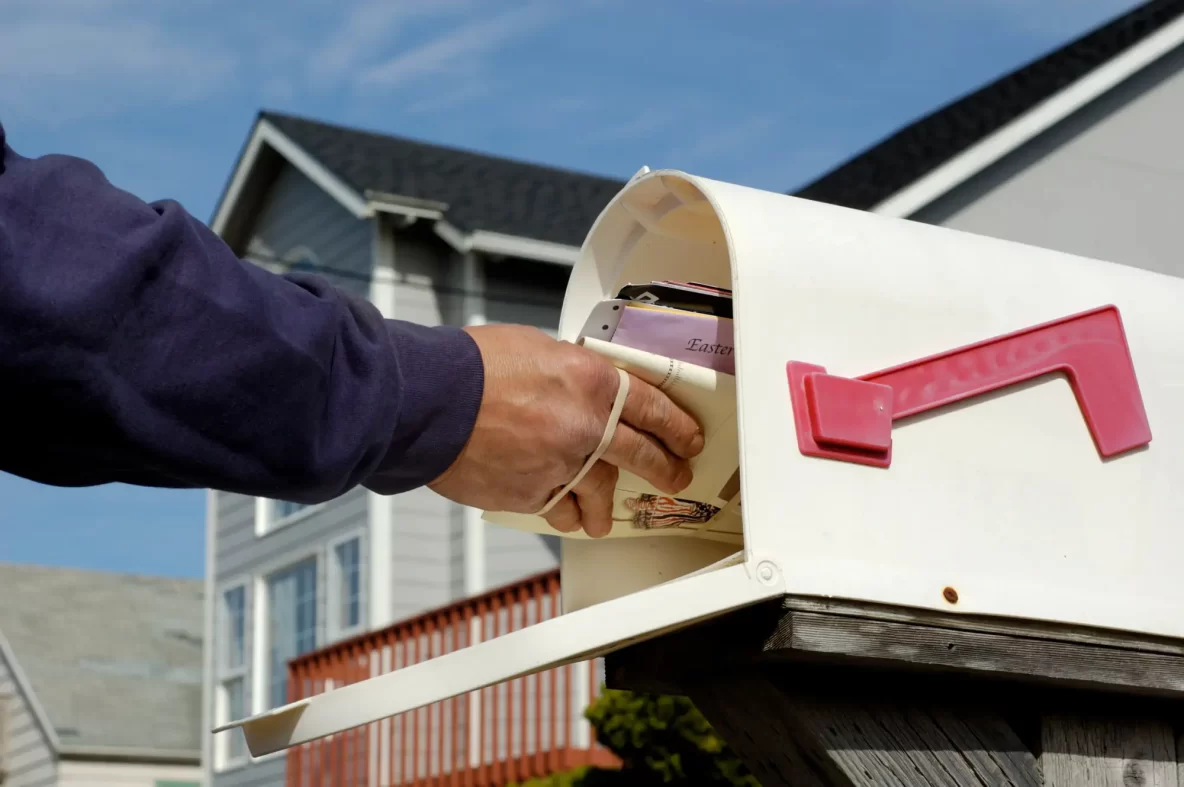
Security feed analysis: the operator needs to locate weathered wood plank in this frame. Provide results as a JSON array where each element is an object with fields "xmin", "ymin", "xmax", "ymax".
[
  {"xmin": 1042, "ymin": 715, "xmax": 1178, "ymax": 786},
  {"xmin": 685, "ymin": 667, "xmax": 1044, "ymax": 787},
  {"xmin": 926, "ymin": 706, "xmax": 1042, "ymax": 787},
  {"xmin": 607, "ymin": 601, "xmax": 1184, "ymax": 699},
  {"xmin": 787, "ymin": 611, "xmax": 1184, "ymax": 696},
  {"xmin": 689, "ymin": 677, "xmax": 836, "ymax": 787},
  {"xmin": 782, "ymin": 597, "xmax": 1184, "ymax": 658}
]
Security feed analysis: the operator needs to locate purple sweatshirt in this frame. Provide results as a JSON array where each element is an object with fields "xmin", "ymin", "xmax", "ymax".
[{"xmin": 0, "ymin": 122, "xmax": 485, "ymax": 503}]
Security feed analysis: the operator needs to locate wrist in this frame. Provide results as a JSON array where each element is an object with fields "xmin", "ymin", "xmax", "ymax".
[{"xmin": 363, "ymin": 321, "xmax": 485, "ymax": 495}]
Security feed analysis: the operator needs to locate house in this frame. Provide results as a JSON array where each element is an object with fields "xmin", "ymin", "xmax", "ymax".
[
  {"xmin": 203, "ymin": 112, "xmax": 628, "ymax": 787},
  {"xmin": 0, "ymin": 563, "xmax": 203, "ymax": 787},
  {"xmin": 203, "ymin": 0, "xmax": 1184, "ymax": 783}
]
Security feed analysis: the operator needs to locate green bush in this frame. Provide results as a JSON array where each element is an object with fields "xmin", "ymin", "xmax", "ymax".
[{"xmin": 513, "ymin": 689, "xmax": 759, "ymax": 786}]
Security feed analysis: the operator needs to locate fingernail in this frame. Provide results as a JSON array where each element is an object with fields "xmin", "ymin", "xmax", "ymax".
[
  {"xmin": 689, "ymin": 432, "xmax": 705, "ymax": 456},
  {"xmin": 672, "ymin": 466, "xmax": 693, "ymax": 492},
  {"xmin": 586, "ymin": 521, "xmax": 610, "ymax": 538}
]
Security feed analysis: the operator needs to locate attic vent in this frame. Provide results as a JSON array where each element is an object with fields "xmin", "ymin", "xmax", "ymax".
[{"xmin": 0, "ymin": 694, "xmax": 10, "ymax": 784}]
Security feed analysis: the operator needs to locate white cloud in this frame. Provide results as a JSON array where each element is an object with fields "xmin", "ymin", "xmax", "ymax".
[
  {"xmin": 0, "ymin": 0, "xmax": 236, "ymax": 127},
  {"xmin": 357, "ymin": 4, "xmax": 556, "ymax": 90},
  {"xmin": 308, "ymin": 0, "xmax": 474, "ymax": 85},
  {"xmin": 681, "ymin": 114, "xmax": 777, "ymax": 158},
  {"xmin": 583, "ymin": 107, "xmax": 679, "ymax": 145},
  {"xmin": 0, "ymin": 17, "xmax": 234, "ymax": 126},
  {"xmin": 405, "ymin": 81, "xmax": 496, "ymax": 115}
]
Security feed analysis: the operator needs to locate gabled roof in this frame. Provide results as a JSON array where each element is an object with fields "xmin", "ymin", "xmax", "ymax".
[
  {"xmin": 793, "ymin": 0, "xmax": 1184, "ymax": 213},
  {"xmin": 0, "ymin": 563, "xmax": 203, "ymax": 760},
  {"xmin": 261, "ymin": 112, "xmax": 626, "ymax": 248},
  {"xmin": 211, "ymin": 110, "xmax": 627, "ymax": 263}
]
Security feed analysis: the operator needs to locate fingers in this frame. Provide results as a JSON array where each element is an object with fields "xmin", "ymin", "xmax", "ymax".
[
  {"xmin": 601, "ymin": 421, "xmax": 693, "ymax": 496},
  {"xmin": 572, "ymin": 460, "xmax": 618, "ymax": 538},
  {"xmin": 618, "ymin": 374, "xmax": 704, "ymax": 459},
  {"xmin": 542, "ymin": 494, "xmax": 582, "ymax": 534},
  {"xmin": 541, "ymin": 460, "xmax": 618, "ymax": 538}
]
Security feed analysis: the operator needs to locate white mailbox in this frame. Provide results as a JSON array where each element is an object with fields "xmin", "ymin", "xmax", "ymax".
[{"xmin": 218, "ymin": 169, "xmax": 1183, "ymax": 757}]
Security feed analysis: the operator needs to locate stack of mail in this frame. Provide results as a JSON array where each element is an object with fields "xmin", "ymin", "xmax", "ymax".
[{"xmin": 482, "ymin": 281, "xmax": 743, "ymax": 544}]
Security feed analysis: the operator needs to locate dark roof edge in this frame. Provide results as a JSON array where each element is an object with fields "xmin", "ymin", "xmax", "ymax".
[
  {"xmin": 792, "ymin": 0, "xmax": 1184, "ymax": 211},
  {"xmin": 258, "ymin": 109, "xmax": 628, "ymax": 188}
]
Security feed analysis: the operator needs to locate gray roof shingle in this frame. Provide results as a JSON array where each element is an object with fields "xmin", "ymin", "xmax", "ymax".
[
  {"xmin": 260, "ymin": 111, "xmax": 627, "ymax": 248},
  {"xmin": 0, "ymin": 563, "xmax": 203, "ymax": 756}
]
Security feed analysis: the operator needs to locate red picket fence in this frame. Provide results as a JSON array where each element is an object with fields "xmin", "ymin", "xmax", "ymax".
[{"xmin": 285, "ymin": 570, "xmax": 619, "ymax": 786}]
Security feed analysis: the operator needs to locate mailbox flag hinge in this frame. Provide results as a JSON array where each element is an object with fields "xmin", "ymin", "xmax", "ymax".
[{"xmin": 786, "ymin": 305, "xmax": 1152, "ymax": 468}]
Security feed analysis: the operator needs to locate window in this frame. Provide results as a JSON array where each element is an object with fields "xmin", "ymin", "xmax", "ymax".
[
  {"xmin": 274, "ymin": 499, "xmax": 310, "ymax": 520},
  {"xmin": 219, "ymin": 677, "xmax": 247, "ymax": 764},
  {"xmin": 215, "ymin": 582, "xmax": 248, "ymax": 770},
  {"xmin": 267, "ymin": 558, "xmax": 318, "ymax": 709},
  {"xmin": 255, "ymin": 497, "xmax": 317, "ymax": 537},
  {"xmin": 222, "ymin": 586, "xmax": 246, "ymax": 670},
  {"xmin": 329, "ymin": 535, "xmax": 363, "ymax": 637}
]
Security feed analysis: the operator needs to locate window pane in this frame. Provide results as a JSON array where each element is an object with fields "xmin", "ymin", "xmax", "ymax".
[
  {"xmin": 222, "ymin": 586, "xmax": 245, "ymax": 669},
  {"xmin": 224, "ymin": 677, "xmax": 246, "ymax": 761},
  {"xmin": 334, "ymin": 538, "xmax": 361, "ymax": 630},
  {"xmin": 268, "ymin": 559, "xmax": 318, "ymax": 708},
  {"xmin": 274, "ymin": 500, "xmax": 309, "ymax": 520}
]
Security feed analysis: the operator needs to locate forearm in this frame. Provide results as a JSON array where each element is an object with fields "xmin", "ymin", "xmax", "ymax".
[{"xmin": 0, "ymin": 132, "xmax": 483, "ymax": 501}]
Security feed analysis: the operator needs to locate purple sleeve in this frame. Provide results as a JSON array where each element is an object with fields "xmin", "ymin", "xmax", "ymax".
[{"xmin": 0, "ymin": 124, "xmax": 484, "ymax": 502}]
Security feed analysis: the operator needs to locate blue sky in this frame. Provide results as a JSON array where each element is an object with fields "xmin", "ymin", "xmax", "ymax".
[{"xmin": 0, "ymin": 0, "xmax": 1141, "ymax": 579}]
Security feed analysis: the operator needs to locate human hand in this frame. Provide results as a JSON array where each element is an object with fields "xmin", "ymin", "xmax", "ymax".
[{"xmin": 428, "ymin": 324, "xmax": 704, "ymax": 538}]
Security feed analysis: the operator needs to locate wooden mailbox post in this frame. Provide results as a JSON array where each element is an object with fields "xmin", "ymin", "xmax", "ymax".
[{"xmin": 608, "ymin": 596, "xmax": 1184, "ymax": 786}]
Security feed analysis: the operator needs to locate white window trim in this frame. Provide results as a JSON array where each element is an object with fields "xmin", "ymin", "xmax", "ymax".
[
  {"xmin": 253, "ymin": 547, "xmax": 322, "ymax": 716},
  {"xmin": 213, "ymin": 678, "xmax": 249, "ymax": 772},
  {"xmin": 216, "ymin": 579, "xmax": 249, "ymax": 676},
  {"xmin": 254, "ymin": 497, "xmax": 327, "ymax": 538},
  {"xmin": 246, "ymin": 547, "xmax": 324, "ymax": 766},
  {"xmin": 326, "ymin": 529, "xmax": 367, "ymax": 643},
  {"xmin": 213, "ymin": 577, "xmax": 250, "ymax": 773}
]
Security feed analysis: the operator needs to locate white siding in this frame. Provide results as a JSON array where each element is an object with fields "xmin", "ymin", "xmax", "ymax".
[
  {"xmin": 913, "ymin": 43, "xmax": 1184, "ymax": 280},
  {"xmin": 57, "ymin": 759, "xmax": 201, "ymax": 787},
  {"xmin": 0, "ymin": 647, "xmax": 55, "ymax": 787}
]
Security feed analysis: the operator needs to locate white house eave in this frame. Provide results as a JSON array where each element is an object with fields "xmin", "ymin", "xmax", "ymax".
[
  {"xmin": 364, "ymin": 190, "xmax": 448, "ymax": 221},
  {"xmin": 871, "ymin": 12, "xmax": 1184, "ymax": 219},
  {"xmin": 432, "ymin": 221, "xmax": 580, "ymax": 266},
  {"xmin": 0, "ymin": 628, "xmax": 63, "ymax": 752},
  {"xmin": 210, "ymin": 119, "xmax": 372, "ymax": 237}
]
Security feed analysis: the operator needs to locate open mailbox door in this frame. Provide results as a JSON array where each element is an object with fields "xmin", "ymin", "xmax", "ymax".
[{"xmin": 217, "ymin": 169, "xmax": 1184, "ymax": 758}]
